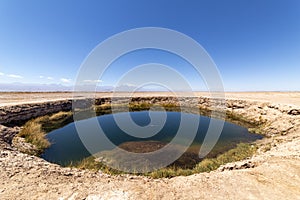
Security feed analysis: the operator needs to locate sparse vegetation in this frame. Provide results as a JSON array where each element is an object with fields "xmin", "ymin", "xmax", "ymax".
[
  {"xmin": 72, "ymin": 143, "xmax": 258, "ymax": 178},
  {"xmin": 94, "ymin": 102, "xmax": 181, "ymax": 114},
  {"xmin": 94, "ymin": 103, "xmax": 113, "ymax": 115},
  {"xmin": 129, "ymin": 102, "xmax": 152, "ymax": 111},
  {"xmin": 18, "ymin": 120, "xmax": 50, "ymax": 154},
  {"xmin": 73, "ymin": 156, "xmax": 123, "ymax": 175},
  {"xmin": 17, "ymin": 111, "xmax": 73, "ymax": 155},
  {"xmin": 193, "ymin": 143, "xmax": 257, "ymax": 173},
  {"xmin": 40, "ymin": 111, "xmax": 73, "ymax": 132}
]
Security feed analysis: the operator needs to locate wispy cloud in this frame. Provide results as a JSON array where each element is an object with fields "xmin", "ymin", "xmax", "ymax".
[
  {"xmin": 7, "ymin": 74, "xmax": 23, "ymax": 79},
  {"xmin": 123, "ymin": 83, "xmax": 136, "ymax": 87},
  {"xmin": 0, "ymin": 72, "xmax": 4, "ymax": 76},
  {"xmin": 60, "ymin": 78, "xmax": 71, "ymax": 83},
  {"xmin": 39, "ymin": 76, "xmax": 54, "ymax": 80},
  {"xmin": 83, "ymin": 79, "xmax": 103, "ymax": 83}
]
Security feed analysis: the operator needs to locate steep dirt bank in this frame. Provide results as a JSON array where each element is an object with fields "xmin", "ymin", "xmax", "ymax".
[{"xmin": 0, "ymin": 93, "xmax": 300, "ymax": 199}]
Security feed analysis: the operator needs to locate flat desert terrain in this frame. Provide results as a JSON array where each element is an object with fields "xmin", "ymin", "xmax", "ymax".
[{"xmin": 1, "ymin": 91, "xmax": 300, "ymax": 106}]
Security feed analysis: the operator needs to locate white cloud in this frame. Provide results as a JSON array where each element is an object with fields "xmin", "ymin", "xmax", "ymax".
[
  {"xmin": 83, "ymin": 79, "xmax": 103, "ymax": 83},
  {"xmin": 60, "ymin": 78, "xmax": 71, "ymax": 83},
  {"xmin": 0, "ymin": 72, "xmax": 4, "ymax": 76},
  {"xmin": 7, "ymin": 74, "xmax": 23, "ymax": 79},
  {"xmin": 39, "ymin": 76, "xmax": 54, "ymax": 81},
  {"xmin": 123, "ymin": 83, "xmax": 136, "ymax": 87}
]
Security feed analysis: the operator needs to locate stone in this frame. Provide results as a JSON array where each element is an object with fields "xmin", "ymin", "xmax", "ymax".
[{"xmin": 288, "ymin": 109, "xmax": 300, "ymax": 115}]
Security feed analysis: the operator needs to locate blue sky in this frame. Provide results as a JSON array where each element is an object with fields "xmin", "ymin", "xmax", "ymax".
[{"xmin": 0, "ymin": 0, "xmax": 299, "ymax": 91}]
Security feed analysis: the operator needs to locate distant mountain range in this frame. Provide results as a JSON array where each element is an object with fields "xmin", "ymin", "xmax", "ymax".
[
  {"xmin": 0, "ymin": 83, "xmax": 114, "ymax": 92},
  {"xmin": 0, "ymin": 82, "xmax": 168, "ymax": 92}
]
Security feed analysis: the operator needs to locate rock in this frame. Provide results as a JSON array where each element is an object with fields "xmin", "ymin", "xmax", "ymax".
[
  {"xmin": 0, "ymin": 100, "xmax": 73, "ymax": 124},
  {"xmin": 11, "ymin": 136, "xmax": 39, "ymax": 155},
  {"xmin": 218, "ymin": 161, "xmax": 256, "ymax": 171},
  {"xmin": 0, "ymin": 125, "xmax": 20, "ymax": 149},
  {"xmin": 288, "ymin": 109, "xmax": 300, "ymax": 115}
]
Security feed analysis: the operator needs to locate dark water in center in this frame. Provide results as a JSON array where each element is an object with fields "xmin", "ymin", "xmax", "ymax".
[{"xmin": 41, "ymin": 111, "xmax": 262, "ymax": 166}]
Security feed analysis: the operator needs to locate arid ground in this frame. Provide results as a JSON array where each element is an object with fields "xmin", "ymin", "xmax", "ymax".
[
  {"xmin": 1, "ymin": 91, "xmax": 300, "ymax": 106},
  {"xmin": 0, "ymin": 92, "xmax": 300, "ymax": 199}
]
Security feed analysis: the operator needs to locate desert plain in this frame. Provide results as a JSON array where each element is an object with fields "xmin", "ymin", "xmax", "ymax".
[{"xmin": 0, "ymin": 92, "xmax": 299, "ymax": 199}]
